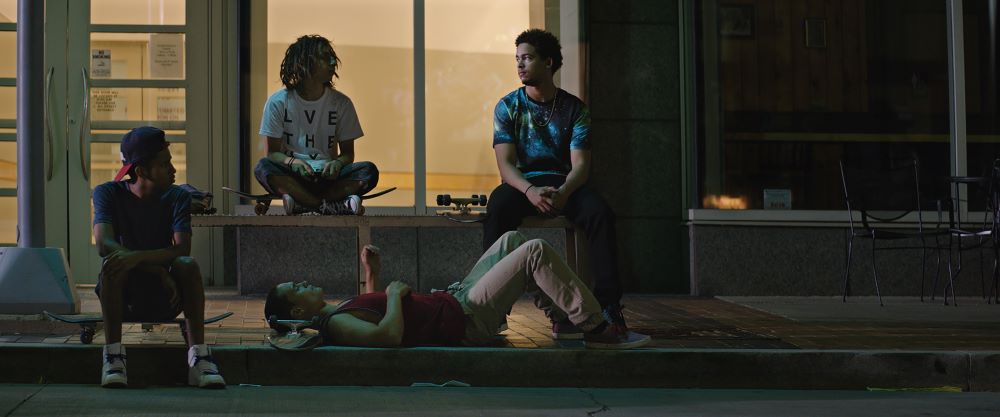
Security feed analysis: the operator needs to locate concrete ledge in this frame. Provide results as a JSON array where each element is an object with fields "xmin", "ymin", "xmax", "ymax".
[{"xmin": 1, "ymin": 344, "xmax": 995, "ymax": 390}]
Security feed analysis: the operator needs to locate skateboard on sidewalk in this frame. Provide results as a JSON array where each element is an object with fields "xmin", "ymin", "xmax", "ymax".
[
  {"xmin": 44, "ymin": 311, "xmax": 233, "ymax": 345},
  {"xmin": 265, "ymin": 316, "xmax": 324, "ymax": 351},
  {"xmin": 223, "ymin": 187, "xmax": 397, "ymax": 215},
  {"xmin": 436, "ymin": 194, "xmax": 487, "ymax": 223}
]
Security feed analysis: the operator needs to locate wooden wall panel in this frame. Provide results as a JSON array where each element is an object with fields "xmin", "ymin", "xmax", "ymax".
[
  {"xmin": 772, "ymin": 0, "xmax": 794, "ymax": 112},
  {"xmin": 805, "ymin": 0, "xmax": 829, "ymax": 111},
  {"xmin": 790, "ymin": 0, "xmax": 810, "ymax": 111},
  {"xmin": 825, "ymin": 0, "xmax": 845, "ymax": 112},
  {"xmin": 718, "ymin": 0, "xmax": 869, "ymax": 113},
  {"xmin": 756, "ymin": 0, "xmax": 777, "ymax": 111}
]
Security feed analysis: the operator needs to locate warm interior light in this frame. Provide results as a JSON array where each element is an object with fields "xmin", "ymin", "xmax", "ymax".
[{"xmin": 703, "ymin": 194, "xmax": 747, "ymax": 210}]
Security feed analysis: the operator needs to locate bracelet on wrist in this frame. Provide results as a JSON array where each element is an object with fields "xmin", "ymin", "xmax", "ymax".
[{"xmin": 524, "ymin": 184, "xmax": 535, "ymax": 195}]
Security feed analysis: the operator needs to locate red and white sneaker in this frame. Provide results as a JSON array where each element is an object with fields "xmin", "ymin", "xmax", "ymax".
[
  {"xmin": 101, "ymin": 343, "xmax": 128, "ymax": 388},
  {"xmin": 187, "ymin": 344, "xmax": 226, "ymax": 389}
]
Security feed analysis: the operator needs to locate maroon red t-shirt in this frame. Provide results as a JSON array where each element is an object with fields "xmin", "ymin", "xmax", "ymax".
[{"xmin": 319, "ymin": 291, "xmax": 466, "ymax": 346}]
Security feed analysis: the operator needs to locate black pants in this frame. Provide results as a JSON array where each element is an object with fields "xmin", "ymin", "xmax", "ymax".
[{"xmin": 483, "ymin": 175, "xmax": 621, "ymax": 307}]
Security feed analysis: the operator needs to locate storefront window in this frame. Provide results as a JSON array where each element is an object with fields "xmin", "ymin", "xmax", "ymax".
[
  {"xmin": 697, "ymin": 0, "xmax": 953, "ymax": 210},
  {"xmin": 248, "ymin": 1, "xmax": 571, "ymax": 211},
  {"xmin": 964, "ymin": 0, "xmax": 1000, "ymax": 211}
]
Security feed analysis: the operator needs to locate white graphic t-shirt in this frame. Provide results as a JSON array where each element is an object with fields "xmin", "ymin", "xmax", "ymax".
[{"xmin": 259, "ymin": 88, "xmax": 364, "ymax": 170}]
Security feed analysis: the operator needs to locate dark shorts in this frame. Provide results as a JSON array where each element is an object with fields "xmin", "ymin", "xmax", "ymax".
[
  {"xmin": 253, "ymin": 158, "xmax": 380, "ymax": 197},
  {"xmin": 95, "ymin": 269, "xmax": 182, "ymax": 322}
]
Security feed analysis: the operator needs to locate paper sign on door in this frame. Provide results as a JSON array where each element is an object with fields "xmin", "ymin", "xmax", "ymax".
[
  {"xmin": 91, "ymin": 49, "xmax": 111, "ymax": 78},
  {"xmin": 149, "ymin": 34, "xmax": 184, "ymax": 79}
]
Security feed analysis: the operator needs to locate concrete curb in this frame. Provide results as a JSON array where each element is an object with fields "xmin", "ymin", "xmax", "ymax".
[{"xmin": 2, "ymin": 344, "xmax": 997, "ymax": 390}]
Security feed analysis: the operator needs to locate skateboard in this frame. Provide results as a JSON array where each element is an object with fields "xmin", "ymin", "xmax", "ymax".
[
  {"xmin": 265, "ymin": 316, "xmax": 324, "ymax": 351},
  {"xmin": 436, "ymin": 194, "xmax": 487, "ymax": 223},
  {"xmin": 44, "ymin": 311, "xmax": 233, "ymax": 345},
  {"xmin": 223, "ymin": 187, "xmax": 398, "ymax": 215}
]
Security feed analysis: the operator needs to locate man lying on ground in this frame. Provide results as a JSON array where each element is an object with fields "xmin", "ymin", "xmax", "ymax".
[{"xmin": 264, "ymin": 231, "xmax": 650, "ymax": 349}]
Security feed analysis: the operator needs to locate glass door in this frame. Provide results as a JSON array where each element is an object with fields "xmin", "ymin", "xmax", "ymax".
[
  {"xmin": 0, "ymin": 1, "xmax": 38, "ymax": 247},
  {"xmin": 60, "ymin": 0, "xmax": 210, "ymax": 284}
]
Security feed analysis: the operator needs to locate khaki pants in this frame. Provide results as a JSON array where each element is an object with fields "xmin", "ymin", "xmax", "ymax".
[{"xmin": 451, "ymin": 231, "xmax": 605, "ymax": 345}]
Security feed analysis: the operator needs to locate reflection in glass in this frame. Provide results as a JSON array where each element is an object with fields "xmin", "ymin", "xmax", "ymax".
[
  {"xmin": 91, "ymin": 33, "xmax": 186, "ymax": 80},
  {"xmin": 0, "ymin": 1, "xmax": 16, "ymax": 23},
  {"xmin": 260, "ymin": 0, "xmax": 413, "ymax": 206},
  {"xmin": 0, "ymin": 32, "xmax": 15, "ymax": 79},
  {"xmin": 424, "ymin": 0, "xmax": 527, "ymax": 207},
  {"xmin": 91, "ymin": 0, "xmax": 185, "ymax": 25},
  {"xmin": 89, "ymin": 88, "xmax": 185, "ymax": 122},
  {"xmin": 697, "ymin": 0, "xmax": 951, "ymax": 210},
  {"xmin": 0, "ymin": 87, "xmax": 14, "ymax": 119},
  {"xmin": 0, "ymin": 197, "xmax": 14, "ymax": 243},
  {"xmin": 964, "ymin": 0, "xmax": 1000, "ymax": 211},
  {"xmin": 90, "ymin": 142, "xmax": 187, "ymax": 189},
  {"xmin": 0, "ymin": 141, "xmax": 15, "ymax": 188}
]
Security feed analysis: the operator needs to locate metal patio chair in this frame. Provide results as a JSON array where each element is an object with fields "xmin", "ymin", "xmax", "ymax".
[
  {"xmin": 839, "ymin": 159, "xmax": 948, "ymax": 306},
  {"xmin": 933, "ymin": 160, "xmax": 1000, "ymax": 305}
]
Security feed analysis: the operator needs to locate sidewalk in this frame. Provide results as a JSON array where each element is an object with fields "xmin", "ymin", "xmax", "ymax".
[
  {"xmin": 1, "ymin": 289, "xmax": 998, "ymax": 390},
  {"xmin": 2, "ymin": 289, "xmax": 998, "ymax": 350}
]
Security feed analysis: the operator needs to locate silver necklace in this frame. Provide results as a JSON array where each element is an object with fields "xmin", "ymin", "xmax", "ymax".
[{"xmin": 531, "ymin": 91, "xmax": 558, "ymax": 127}]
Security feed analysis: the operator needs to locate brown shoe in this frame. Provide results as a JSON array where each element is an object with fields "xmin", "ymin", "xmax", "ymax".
[
  {"xmin": 551, "ymin": 319, "xmax": 584, "ymax": 340},
  {"xmin": 584, "ymin": 324, "xmax": 651, "ymax": 349}
]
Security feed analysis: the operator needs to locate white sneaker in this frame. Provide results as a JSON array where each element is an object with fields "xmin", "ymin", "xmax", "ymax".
[
  {"xmin": 320, "ymin": 195, "xmax": 363, "ymax": 215},
  {"xmin": 282, "ymin": 194, "xmax": 308, "ymax": 215},
  {"xmin": 101, "ymin": 343, "xmax": 128, "ymax": 388},
  {"xmin": 187, "ymin": 344, "xmax": 226, "ymax": 389}
]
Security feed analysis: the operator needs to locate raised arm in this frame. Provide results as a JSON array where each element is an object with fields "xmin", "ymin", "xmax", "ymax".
[{"xmin": 361, "ymin": 244, "xmax": 381, "ymax": 294}]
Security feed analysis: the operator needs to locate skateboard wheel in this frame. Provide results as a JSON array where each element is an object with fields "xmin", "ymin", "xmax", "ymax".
[
  {"xmin": 437, "ymin": 194, "xmax": 451, "ymax": 206},
  {"xmin": 81, "ymin": 327, "xmax": 95, "ymax": 344},
  {"xmin": 255, "ymin": 202, "xmax": 268, "ymax": 215},
  {"xmin": 477, "ymin": 195, "xmax": 487, "ymax": 206}
]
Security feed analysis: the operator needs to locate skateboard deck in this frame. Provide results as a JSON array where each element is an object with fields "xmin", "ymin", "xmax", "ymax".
[
  {"xmin": 224, "ymin": 187, "xmax": 397, "ymax": 215},
  {"xmin": 266, "ymin": 331, "xmax": 324, "ymax": 351},
  {"xmin": 44, "ymin": 311, "xmax": 233, "ymax": 344},
  {"xmin": 435, "ymin": 194, "xmax": 488, "ymax": 223}
]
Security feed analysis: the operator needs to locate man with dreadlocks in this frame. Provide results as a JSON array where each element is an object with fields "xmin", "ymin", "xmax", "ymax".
[{"xmin": 255, "ymin": 34, "xmax": 379, "ymax": 215}]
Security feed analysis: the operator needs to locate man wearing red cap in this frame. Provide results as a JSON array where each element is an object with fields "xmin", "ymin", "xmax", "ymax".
[{"xmin": 92, "ymin": 126, "xmax": 225, "ymax": 389}]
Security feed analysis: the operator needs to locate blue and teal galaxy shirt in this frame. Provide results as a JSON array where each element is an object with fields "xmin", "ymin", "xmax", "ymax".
[{"xmin": 493, "ymin": 87, "xmax": 590, "ymax": 178}]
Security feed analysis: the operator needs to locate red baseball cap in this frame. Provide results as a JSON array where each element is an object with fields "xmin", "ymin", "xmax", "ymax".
[{"xmin": 114, "ymin": 126, "xmax": 170, "ymax": 182}]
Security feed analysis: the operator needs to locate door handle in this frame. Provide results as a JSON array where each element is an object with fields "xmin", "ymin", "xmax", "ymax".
[
  {"xmin": 79, "ymin": 66, "xmax": 90, "ymax": 182},
  {"xmin": 44, "ymin": 67, "xmax": 54, "ymax": 181}
]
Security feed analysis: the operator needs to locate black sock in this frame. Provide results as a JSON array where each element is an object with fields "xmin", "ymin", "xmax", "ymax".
[{"xmin": 588, "ymin": 322, "xmax": 608, "ymax": 334}]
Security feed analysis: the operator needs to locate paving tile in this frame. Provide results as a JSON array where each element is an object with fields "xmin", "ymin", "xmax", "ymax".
[{"xmin": 4, "ymin": 289, "xmax": 999, "ymax": 351}]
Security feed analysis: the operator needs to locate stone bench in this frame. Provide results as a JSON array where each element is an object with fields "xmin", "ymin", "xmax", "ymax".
[{"xmin": 193, "ymin": 213, "xmax": 584, "ymax": 295}]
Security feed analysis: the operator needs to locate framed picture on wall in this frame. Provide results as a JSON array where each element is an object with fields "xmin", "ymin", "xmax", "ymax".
[
  {"xmin": 805, "ymin": 18, "xmax": 827, "ymax": 48},
  {"xmin": 719, "ymin": 5, "xmax": 754, "ymax": 38}
]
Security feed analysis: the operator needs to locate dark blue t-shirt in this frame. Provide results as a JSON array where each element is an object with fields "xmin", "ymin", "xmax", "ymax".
[
  {"xmin": 492, "ymin": 87, "xmax": 591, "ymax": 178},
  {"xmin": 92, "ymin": 181, "xmax": 192, "ymax": 251}
]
